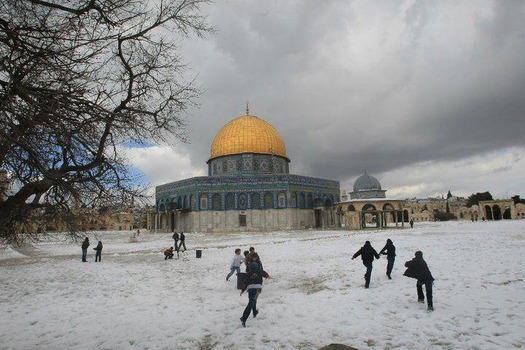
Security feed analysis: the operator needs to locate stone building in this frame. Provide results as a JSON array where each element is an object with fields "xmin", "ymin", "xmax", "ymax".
[
  {"xmin": 154, "ymin": 109, "xmax": 340, "ymax": 233},
  {"xmin": 336, "ymin": 173, "xmax": 405, "ymax": 230}
]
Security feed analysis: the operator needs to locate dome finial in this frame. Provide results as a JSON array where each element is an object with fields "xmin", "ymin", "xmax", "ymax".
[{"xmin": 246, "ymin": 101, "xmax": 249, "ymax": 116}]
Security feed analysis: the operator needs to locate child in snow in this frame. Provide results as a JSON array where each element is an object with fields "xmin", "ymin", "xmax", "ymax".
[
  {"xmin": 226, "ymin": 248, "xmax": 244, "ymax": 281},
  {"xmin": 164, "ymin": 247, "xmax": 174, "ymax": 260},
  {"xmin": 351, "ymin": 241, "xmax": 380, "ymax": 288},
  {"xmin": 379, "ymin": 239, "xmax": 396, "ymax": 279},
  {"xmin": 404, "ymin": 250, "xmax": 435, "ymax": 311},
  {"xmin": 240, "ymin": 253, "xmax": 265, "ymax": 327}
]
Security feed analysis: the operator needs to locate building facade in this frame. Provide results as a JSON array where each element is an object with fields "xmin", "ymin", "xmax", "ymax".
[
  {"xmin": 154, "ymin": 110, "xmax": 340, "ymax": 233},
  {"xmin": 337, "ymin": 173, "xmax": 405, "ymax": 230}
]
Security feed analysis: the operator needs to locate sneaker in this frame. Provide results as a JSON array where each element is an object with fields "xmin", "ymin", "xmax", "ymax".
[
  {"xmin": 253, "ymin": 310, "xmax": 258, "ymax": 318},
  {"xmin": 240, "ymin": 317, "xmax": 246, "ymax": 327},
  {"xmin": 428, "ymin": 306, "xmax": 434, "ymax": 311},
  {"xmin": 387, "ymin": 274, "xmax": 392, "ymax": 280},
  {"xmin": 365, "ymin": 283, "xmax": 369, "ymax": 288},
  {"xmin": 418, "ymin": 299, "xmax": 425, "ymax": 303}
]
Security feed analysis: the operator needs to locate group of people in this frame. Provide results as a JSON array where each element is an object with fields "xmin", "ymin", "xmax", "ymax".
[
  {"xmin": 81, "ymin": 237, "xmax": 103, "ymax": 262},
  {"xmin": 164, "ymin": 231, "xmax": 187, "ymax": 260},
  {"xmin": 351, "ymin": 239, "xmax": 435, "ymax": 311}
]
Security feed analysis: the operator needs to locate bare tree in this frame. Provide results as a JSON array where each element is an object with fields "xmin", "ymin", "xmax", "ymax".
[{"xmin": 0, "ymin": 0, "xmax": 212, "ymax": 243}]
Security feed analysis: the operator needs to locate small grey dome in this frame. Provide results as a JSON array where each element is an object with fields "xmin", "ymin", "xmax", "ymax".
[{"xmin": 353, "ymin": 173, "xmax": 382, "ymax": 192}]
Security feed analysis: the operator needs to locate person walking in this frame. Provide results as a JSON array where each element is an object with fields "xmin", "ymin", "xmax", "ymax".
[
  {"xmin": 179, "ymin": 232, "xmax": 187, "ymax": 251},
  {"xmin": 351, "ymin": 241, "xmax": 380, "ymax": 288},
  {"xmin": 93, "ymin": 240, "xmax": 103, "ymax": 262},
  {"xmin": 409, "ymin": 219, "xmax": 414, "ymax": 228},
  {"xmin": 172, "ymin": 231, "xmax": 179, "ymax": 251},
  {"xmin": 404, "ymin": 251, "xmax": 435, "ymax": 311},
  {"xmin": 240, "ymin": 253, "xmax": 264, "ymax": 327},
  {"xmin": 226, "ymin": 248, "xmax": 244, "ymax": 281},
  {"xmin": 379, "ymin": 239, "xmax": 396, "ymax": 279},
  {"xmin": 81, "ymin": 237, "xmax": 90, "ymax": 262}
]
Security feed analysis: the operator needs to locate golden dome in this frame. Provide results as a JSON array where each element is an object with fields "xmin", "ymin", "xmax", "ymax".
[{"xmin": 209, "ymin": 115, "xmax": 288, "ymax": 161}]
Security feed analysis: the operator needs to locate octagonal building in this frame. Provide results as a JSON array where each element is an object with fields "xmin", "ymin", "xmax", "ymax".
[{"xmin": 154, "ymin": 110, "xmax": 340, "ymax": 233}]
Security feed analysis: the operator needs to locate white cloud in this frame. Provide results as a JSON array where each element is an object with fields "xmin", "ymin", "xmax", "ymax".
[{"xmin": 119, "ymin": 145, "xmax": 206, "ymax": 195}]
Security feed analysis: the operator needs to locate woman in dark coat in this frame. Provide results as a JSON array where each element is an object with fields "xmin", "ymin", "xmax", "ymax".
[
  {"xmin": 352, "ymin": 241, "xmax": 380, "ymax": 288},
  {"xmin": 404, "ymin": 251, "xmax": 435, "ymax": 311},
  {"xmin": 379, "ymin": 239, "xmax": 396, "ymax": 279}
]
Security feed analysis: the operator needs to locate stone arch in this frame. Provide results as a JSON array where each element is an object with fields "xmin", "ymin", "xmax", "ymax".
[
  {"xmin": 503, "ymin": 206, "xmax": 511, "ymax": 219},
  {"xmin": 484, "ymin": 205, "xmax": 493, "ymax": 220},
  {"xmin": 347, "ymin": 205, "xmax": 356, "ymax": 212},
  {"xmin": 493, "ymin": 205, "xmax": 502, "ymax": 220}
]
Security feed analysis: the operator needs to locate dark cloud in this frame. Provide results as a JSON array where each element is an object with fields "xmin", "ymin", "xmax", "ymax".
[{"xmin": 149, "ymin": 0, "xmax": 525, "ymax": 198}]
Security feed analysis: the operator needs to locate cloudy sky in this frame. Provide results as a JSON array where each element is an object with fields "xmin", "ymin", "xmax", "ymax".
[{"xmin": 124, "ymin": 0, "xmax": 525, "ymax": 201}]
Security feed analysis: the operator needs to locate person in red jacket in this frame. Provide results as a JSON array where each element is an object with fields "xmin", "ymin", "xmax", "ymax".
[{"xmin": 164, "ymin": 247, "xmax": 174, "ymax": 260}]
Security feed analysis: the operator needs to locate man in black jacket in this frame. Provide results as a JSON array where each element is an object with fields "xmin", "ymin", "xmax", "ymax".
[
  {"xmin": 404, "ymin": 251, "xmax": 435, "ymax": 311},
  {"xmin": 379, "ymin": 239, "xmax": 396, "ymax": 279},
  {"xmin": 352, "ymin": 241, "xmax": 380, "ymax": 288}
]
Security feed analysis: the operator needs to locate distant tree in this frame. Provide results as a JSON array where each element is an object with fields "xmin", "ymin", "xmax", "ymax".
[
  {"xmin": 466, "ymin": 192, "xmax": 493, "ymax": 207},
  {"xmin": 0, "ymin": 0, "xmax": 213, "ymax": 243},
  {"xmin": 447, "ymin": 190, "xmax": 453, "ymax": 199},
  {"xmin": 511, "ymin": 195, "xmax": 525, "ymax": 205},
  {"xmin": 434, "ymin": 211, "xmax": 456, "ymax": 221}
]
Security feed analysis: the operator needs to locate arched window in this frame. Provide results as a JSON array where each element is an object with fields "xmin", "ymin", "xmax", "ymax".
[
  {"xmin": 200, "ymin": 194, "xmax": 207, "ymax": 210},
  {"xmin": 290, "ymin": 192, "xmax": 297, "ymax": 208},
  {"xmin": 278, "ymin": 192, "xmax": 286, "ymax": 208},
  {"xmin": 238, "ymin": 193, "xmax": 247, "ymax": 210},
  {"xmin": 307, "ymin": 193, "xmax": 313, "ymax": 209},
  {"xmin": 250, "ymin": 193, "xmax": 260, "ymax": 209},
  {"xmin": 225, "ymin": 193, "xmax": 235, "ymax": 210},
  {"xmin": 264, "ymin": 192, "xmax": 273, "ymax": 209},
  {"xmin": 212, "ymin": 193, "xmax": 221, "ymax": 211},
  {"xmin": 298, "ymin": 193, "xmax": 305, "ymax": 208}
]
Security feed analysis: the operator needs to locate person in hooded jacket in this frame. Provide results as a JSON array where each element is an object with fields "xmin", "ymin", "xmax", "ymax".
[
  {"xmin": 93, "ymin": 240, "xmax": 103, "ymax": 262},
  {"xmin": 240, "ymin": 252, "xmax": 264, "ymax": 327},
  {"xmin": 379, "ymin": 239, "xmax": 396, "ymax": 279},
  {"xmin": 404, "ymin": 250, "xmax": 435, "ymax": 311},
  {"xmin": 352, "ymin": 241, "xmax": 380, "ymax": 288}
]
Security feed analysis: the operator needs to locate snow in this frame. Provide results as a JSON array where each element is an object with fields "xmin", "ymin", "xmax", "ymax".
[{"xmin": 1, "ymin": 221, "xmax": 524, "ymax": 350}]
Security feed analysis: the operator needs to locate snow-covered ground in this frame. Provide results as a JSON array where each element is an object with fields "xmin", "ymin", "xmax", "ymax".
[{"xmin": 1, "ymin": 220, "xmax": 524, "ymax": 350}]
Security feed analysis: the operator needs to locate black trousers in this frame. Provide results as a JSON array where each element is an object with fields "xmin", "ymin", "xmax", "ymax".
[{"xmin": 417, "ymin": 280, "xmax": 433, "ymax": 307}]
